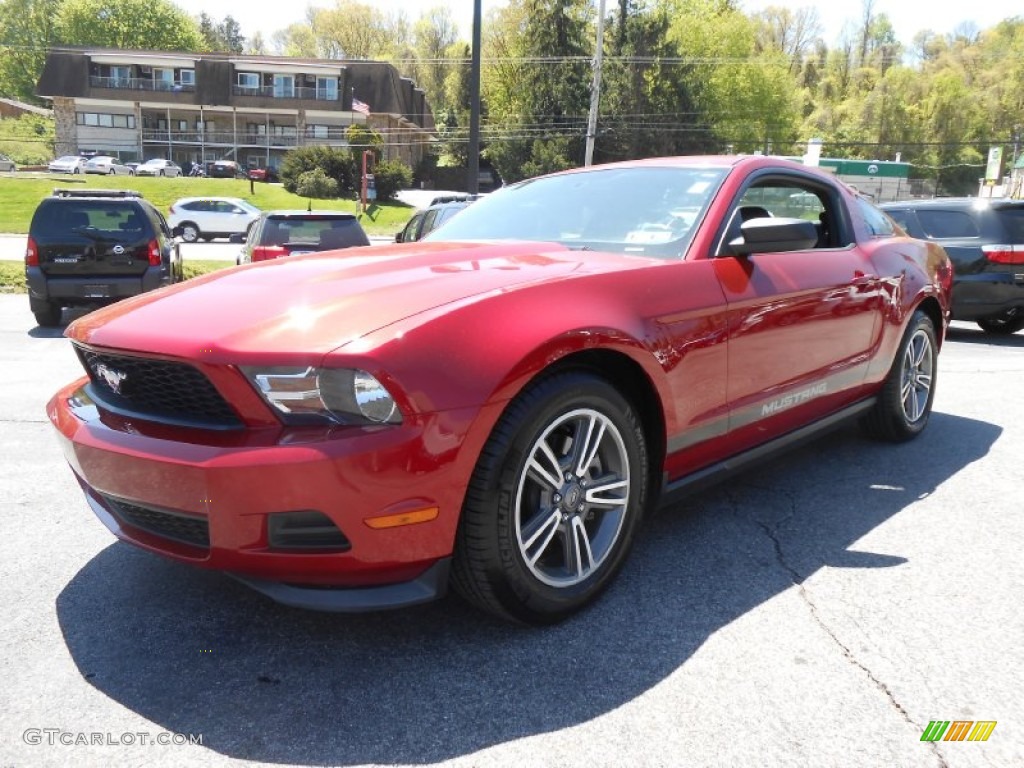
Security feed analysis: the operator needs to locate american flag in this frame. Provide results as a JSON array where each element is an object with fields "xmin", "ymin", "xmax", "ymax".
[{"xmin": 352, "ymin": 97, "xmax": 370, "ymax": 115}]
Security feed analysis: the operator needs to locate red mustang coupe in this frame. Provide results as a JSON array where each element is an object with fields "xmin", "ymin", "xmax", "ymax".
[{"xmin": 48, "ymin": 156, "xmax": 953, "ymax": 624}]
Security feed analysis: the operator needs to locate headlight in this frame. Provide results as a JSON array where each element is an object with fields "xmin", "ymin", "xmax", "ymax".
[{"xmin": 241, "ymin": 366, "xmax": 402, "ymax": 426}]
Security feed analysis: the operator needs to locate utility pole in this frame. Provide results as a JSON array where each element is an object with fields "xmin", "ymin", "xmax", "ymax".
[
  {"xmin": 584, "ymin": 0, "xmax": 607, "ymax": 167},
  {"xmin": 467, "ymin": 0, "xmax": 482, "ymax": 194}
]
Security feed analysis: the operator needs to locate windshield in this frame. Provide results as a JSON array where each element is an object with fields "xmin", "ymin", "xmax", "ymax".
[{"xmin": 424, "ymin": 165, "xmax": 728, "ymax": 259}]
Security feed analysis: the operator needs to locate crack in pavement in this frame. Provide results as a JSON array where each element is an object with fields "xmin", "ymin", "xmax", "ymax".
[{"xmin": 752, "ymin": 509, "xmax": 950, "ymax": 768}]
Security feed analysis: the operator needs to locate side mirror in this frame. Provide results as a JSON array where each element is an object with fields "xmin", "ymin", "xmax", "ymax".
[
  {"xmin": 730, "ymin": 218, "xmax": 819, "ymax": 256},
  {"xmin": 228, "ymin": 233, "xmax": 245, "ymax": 244},
  {"xmin": 394, "ymin": 232, "xmax": 403, "ymax": 243}
]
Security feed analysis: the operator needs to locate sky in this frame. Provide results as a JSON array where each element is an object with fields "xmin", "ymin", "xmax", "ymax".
[{"xmin": 173, "ymin": 0, "xmax": 1023, "ymax": 49}]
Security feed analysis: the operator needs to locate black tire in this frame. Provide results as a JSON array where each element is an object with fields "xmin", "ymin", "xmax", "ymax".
[
  {"xmin": 452, "ymin": 371, "xmax": 649, "ymax": 624},
  {"xmin": 72, "ymin": 167, "xmax": 80, "ymax": 174},
  {"xmin": 158, "ymin": 169, "xmax": 165, "ymax": 177},
  {"xmin": 32, "ymin": 301, "xmax": 63, "ymax": 328},
  {"xmin": 861, "ymin": 310, "xmax": 937, "ymax": 442},
  {"xmin": 179, "ymin": 222, "xmax": 200, "ymax": 243},
  {"xmin": 977, "ymin": 313, "xmax": 1024, "ymax": 335}
]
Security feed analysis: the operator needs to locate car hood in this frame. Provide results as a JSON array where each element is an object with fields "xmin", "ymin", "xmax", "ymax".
[{"xmin": 67, "ymin": 241, "xmax": 653, "ymax": 362}]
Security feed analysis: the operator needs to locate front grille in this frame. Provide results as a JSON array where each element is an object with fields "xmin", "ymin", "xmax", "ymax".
[
  {"xmin": 103, "ymin": 495, "xmax": 210, "ymax": 548},
  {"xmin": 75, "ymin": 346, "xmax": 241, "ymax": 428}
]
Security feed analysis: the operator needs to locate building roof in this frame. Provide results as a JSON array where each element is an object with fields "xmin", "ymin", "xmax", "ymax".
[{"xmin": 0, "ymin": 97, "xmax": 53, "ymax": 118}]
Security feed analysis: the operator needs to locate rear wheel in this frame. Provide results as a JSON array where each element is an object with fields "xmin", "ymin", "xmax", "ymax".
[
  {"xmin": 861, "ymin": 310, "xmax": 937, "ymax": 442},
  {"xmin": 179, "ymin": 222, "xmax": 200, "ymax": 243},
  {"xmin": 452, "ymin": 371, "xmax": 648, "ymax": 624},
  {"xmin": 32, "ymin": 301, "xmax": 62, "ymax": 328},
  {"xmin": 977, "ymin": 311, "xmax": 1024, "ymax": 335}
]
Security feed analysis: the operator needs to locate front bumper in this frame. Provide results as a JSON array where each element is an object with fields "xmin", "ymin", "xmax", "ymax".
[{"xmin": 49, "ymin": 378, "xmax": 478, "ymax": 611}]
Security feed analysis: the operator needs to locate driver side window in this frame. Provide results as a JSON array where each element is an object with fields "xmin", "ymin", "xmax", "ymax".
[{"xmin": 716, "ymin": 181, "xmax": 843, "ymax": 256}]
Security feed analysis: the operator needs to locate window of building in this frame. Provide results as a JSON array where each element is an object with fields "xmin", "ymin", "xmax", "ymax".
[
  {"xmin": 308, "ymin": 124, "xmax": 329, "ymax": 139},
  {"xmin": 179, "ymin": 69, "xmax": 195, "ymax": 86},
  {"xmin": 316, "ymin": 77, "xmax": 338, "ymax": 100},
  {"xmin": 237, "ymin": 72, "xmax": 259, "ymax": 91},
  {"xmin": 76, "ymin": 112, "xmax": 136, "ymax": 129},
  {"xmin": 153, "ymin": 68, "xmax": 174, "ymax": 89},
  {"xmin": 110, "ymin": 66, "xmax": 131, "ymax": 86},
  {"xmin": 273, "ymin": 74, "xmax": 294, "ymax": 98}
]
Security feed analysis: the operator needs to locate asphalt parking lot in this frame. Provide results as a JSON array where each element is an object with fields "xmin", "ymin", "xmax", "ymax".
[{"xmin": 0, "ymin": 294, "xmax": 1021, "ymax": 768}]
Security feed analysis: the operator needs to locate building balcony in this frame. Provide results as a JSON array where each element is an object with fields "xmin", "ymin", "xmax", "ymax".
[
  {"xmin": 90, "ymin": 76, "xmax": 195, "ymax": 93},
  {"xmin": 142, "ymin": 130, "xmax": 299, "ymax": 147},
  {"xmin": 232, "ymin": 85, "xmax": 339, "ymax": 101}
]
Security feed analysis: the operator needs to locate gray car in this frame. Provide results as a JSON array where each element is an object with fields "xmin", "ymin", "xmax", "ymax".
[
  {"xmin": 83, "ymin": 155, "xmax": 134, "ymax": 175},
  {"xmin": 135, "ymin": 158, "xmax": 182, "ymax": 177},
  {"xmin": 0, "ymin": 154, "xmax": 16, "ymax": 173}
]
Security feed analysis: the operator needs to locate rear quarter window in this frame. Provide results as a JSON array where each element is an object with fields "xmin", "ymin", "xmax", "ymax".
[
  {"xmin": 996, "ymin": 208, "xmax": 1024, "ymax": 242},
  {"xmin": 915, "ymin": 210, "xmax": 979, "ymax": 239},
  {"xmin": 855, "ymin": 198, "xmax": 896, "ymax": 237}
]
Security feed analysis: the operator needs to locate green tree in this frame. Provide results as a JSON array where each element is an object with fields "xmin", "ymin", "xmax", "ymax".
[
  {"xmin": 296, "ymin": 167, "xmax": 339, "ymax": 198},
  {"xmin": 667, "ymin": 0, "xmax": 800, "ymax": 154},
  {"xmin": 198, "ymin": 13, "xmax": 245, "ymax": 53},
  {"xmin": 280, "ymin": 145, "xmax": 356, "ymax": 194},
  {"xmin": 56, "ymin": 0, "xmax": 204, "ymax": 51},
  {"xmin": 0, "ymin": 0, "xmax": 64, "ymax": 104},
  {"xmin": 372, "ymin": 159, "xmax": 412, "ymax": 201},
  {"xmin": 597, "ymin": 0, "xmax": 709, "ymax": 163},
  {"xmin": 482, "ymin": 0, "xmax": 592, "ymax": 182}
]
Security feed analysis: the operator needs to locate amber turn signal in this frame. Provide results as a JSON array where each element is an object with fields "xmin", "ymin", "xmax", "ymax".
[{"xmin": 364, "ymin": 506, "xmax": 439, "ymax": 529}]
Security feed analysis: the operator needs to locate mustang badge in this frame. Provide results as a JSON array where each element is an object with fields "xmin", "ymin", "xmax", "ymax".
[{"xmin": 94, "ymin": 364, "xmax": 128, "ymax": 395}]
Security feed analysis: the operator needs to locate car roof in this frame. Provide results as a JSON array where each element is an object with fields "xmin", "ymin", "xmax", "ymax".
[
  {"xmin": 263, "ymin": 210, "xmax": 358, "ymax": 219},
  {"xmin": 176, "ymin": 196, "xmax": 250, "ymax": 204}
]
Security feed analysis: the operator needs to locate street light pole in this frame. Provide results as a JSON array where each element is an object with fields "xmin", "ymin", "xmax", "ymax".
[
  {"xmin": 584, "ymin": 0, "xmax": 607, "ymax": 167},
  {"xmin": 467, "ymin": 0, "xmax": 482, "ymax": 194}
]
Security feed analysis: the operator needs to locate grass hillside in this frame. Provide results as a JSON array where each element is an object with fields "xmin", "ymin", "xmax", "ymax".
[{"xmin": 0, "ymin": 173, "xmax": 412, "ymax": 236}]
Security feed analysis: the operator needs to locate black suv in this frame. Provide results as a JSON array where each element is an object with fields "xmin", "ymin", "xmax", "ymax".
[
  {"xmin": 881, "ymin": 198, "xmax": 1024, "ymax": 334},
  {"xmin": 234, "ymin": 210, "xmax": 370, "ymax": 264},
  {"xmin": 25, "ymin": 189, "xmax": 183, "ymax": 327},
  {"xmin": 395, "ymin": 197, "xmax": 475, "ymax": 243}
]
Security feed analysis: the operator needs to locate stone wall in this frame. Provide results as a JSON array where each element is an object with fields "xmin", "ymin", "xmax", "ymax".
[{"xmin": 52, "ymin": 97, "xmax": 78, "ymax": 157}]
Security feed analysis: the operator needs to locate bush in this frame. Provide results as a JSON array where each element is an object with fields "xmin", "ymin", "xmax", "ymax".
[
  {"xmin": 279, "ymin": 146, "xmax": 355, "ymax": 195},
  {"xmin": 296, "ymin": 168, "xmax": 339, "ymax": 199},
  {"xmin": 372, "ymin": 160, "xmax": 413, "ymax": 202}
]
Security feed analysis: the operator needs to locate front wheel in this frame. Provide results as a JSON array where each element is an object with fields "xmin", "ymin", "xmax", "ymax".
[
  {"xmin": 861, "ymin": 310, "xmax": 937, "ymax": 442},
  {"xmin": 452, "ymin": 371, "xmax": 648, "ymax": 624}
]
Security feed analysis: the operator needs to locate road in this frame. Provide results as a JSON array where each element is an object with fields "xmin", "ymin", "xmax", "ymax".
[{"xmin": 0, "ymin": 295, "xmax": 1021, "ymax": 767}]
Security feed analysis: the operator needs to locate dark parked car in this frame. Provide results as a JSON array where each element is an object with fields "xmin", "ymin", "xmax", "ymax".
[
  {"xmin": 395, "ymin": 198, "xmax": 474, "ymax": 243},
  {"xmin": 25, "ymin": 189, "xmax": 182, "ymax": 327},
  {"xmin": 881, "ymin": 198, "xmax": 1024, "ymax": 334},
  {"xmin": 207, "ymin": 160, "xmax": 245, "ymax": 179},
  {"xmin": 48, "ymin": 156, "xmax": 952, "ymax": 624},
  {"xmin": 235, "ymin": 210, "xmax": 370, "ymax": 264}
]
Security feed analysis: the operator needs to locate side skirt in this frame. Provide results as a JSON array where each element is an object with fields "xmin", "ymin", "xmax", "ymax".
[{"xmin": 657, "ymin": 398, "xmax": 877, "ymax": 509}]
